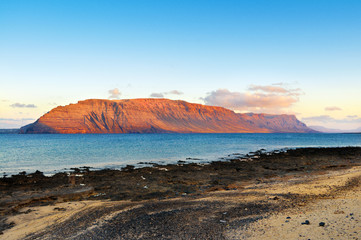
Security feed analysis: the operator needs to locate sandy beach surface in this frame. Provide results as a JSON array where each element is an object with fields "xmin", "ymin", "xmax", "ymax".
[{"xmin": 1, "ymin": 147, "xmax": 361, "ymax": 239}]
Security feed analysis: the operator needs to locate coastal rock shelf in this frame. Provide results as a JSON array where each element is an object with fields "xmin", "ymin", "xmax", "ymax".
[{"xmin": 1, "ymin": 147, "xmax": 361, "ymax": 239}]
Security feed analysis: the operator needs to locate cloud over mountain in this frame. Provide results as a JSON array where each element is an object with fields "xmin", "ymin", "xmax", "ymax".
[
  {"xmin": 203, "ymin": 85, "xmax": 301, "ymax": 112},
  {"xmin": 108, "ymin": 88, "xmax": 121, "ymax": 99}
]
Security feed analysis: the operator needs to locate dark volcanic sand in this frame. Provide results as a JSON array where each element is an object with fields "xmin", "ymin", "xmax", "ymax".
[{"xmin": 1, "ymin": 147, "xmax": 361, "ymax": 239}]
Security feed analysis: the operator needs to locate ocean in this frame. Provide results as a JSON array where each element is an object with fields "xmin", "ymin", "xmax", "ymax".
[{"xmin": 0, "ymin": 133, "xmax": 360, "ymax": 176}]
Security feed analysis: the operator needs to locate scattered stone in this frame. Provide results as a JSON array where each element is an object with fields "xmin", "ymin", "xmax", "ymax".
[
  {"xmin": 319, "ymin": 222, "xmax": 325, "ymax": 227},
  {"xmin": 286, "ymin": 216, "xmax": 291, "ymax": 219},
  {"xmin": 54, "ymin": 207, "xmax": 66, "ymax": 211},
  {"xmin": 301, "ymin": 220, "xmax": 310, "ymax": 225},
  {"xmin": 334, "ymin": 210, "xmax": 345, "ymax": 214},
  {"xmin": 21, "ymin": 209, "xmax": 33, "ymax": 214},
  {"xmin": 157, "ymin": 168, "xmax": 168, "ymax": 171}
]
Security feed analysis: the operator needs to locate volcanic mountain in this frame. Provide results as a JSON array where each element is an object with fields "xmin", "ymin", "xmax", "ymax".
[{"xmin": 20, "ymin": 99, "xmax": 315, "ymax": 134}]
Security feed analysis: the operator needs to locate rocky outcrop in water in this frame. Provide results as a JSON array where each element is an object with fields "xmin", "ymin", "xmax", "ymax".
[{"xmin": 20, "ymin": 99, "xmax": 315, "ymax": 134}]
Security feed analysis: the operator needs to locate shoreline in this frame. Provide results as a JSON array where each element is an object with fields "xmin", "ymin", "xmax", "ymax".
[
  {"xmin": 0, "ymin": 146, "xmax": 301, "ymax": 178},
  {"xmin": 1, "ymin": 147, "xmax": 361, "ymax": 239},
  {"xmin": 2, "ymin": 145, "xmax": 359, "ymax": 178},
  {"xmin": 2, "ymin": 132, "xmax": 360, "ymax": 178}
]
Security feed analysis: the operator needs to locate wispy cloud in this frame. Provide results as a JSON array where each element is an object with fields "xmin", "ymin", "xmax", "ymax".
[
  {"xmin": 0, "ymin": 118, "xmax": 35, "ymax": 121},
  {"xmin": 303, "ymin": 115, "xmax": 361, "ymax": 123},
  {"xmin": 0, "ymin": 118, "xmax": 35, "ymax": 128},
  {"xmin": 150, "ymin": 90, "xmax": 183, "ymax": 98},
  {"xmin": 10, "ymin": 103, "xmax": 37, "ymax": 108},
  {"xmin": 272, "ymin": 82, "xmax": 285, "ymax": 86},
  {"xmin": 248, "ymin": 85, "xmax": 288, "ymax": 94},
  {"xmin": 108, "ymin": 88, "xmax": 121, "ymax": 99},
  {"xmin": 150, "ymin": 93, "xmax": 164, "ymax": 98},
  {"xmin": 302, "ymin": 115, "xmax": 334, "ymax": 123},
  {"xmin": 302, "ymin": 115, "xmax": 361, "ymax": 130},
  {"xmin": 203, "ymin": 85, "xmax": 301, "ymax": 112},
  {"xmin": 167, "ymin": 90, "xmax": 183, "ymax": 95},
  {"xmin": 325, "ymin": 106, "xmax": 342, "ymax": 111}
]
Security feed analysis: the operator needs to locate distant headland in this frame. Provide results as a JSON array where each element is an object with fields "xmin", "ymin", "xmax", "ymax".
[{"xmin": 20, "ymin": 98, "xmax": 316, "ymax": 134}]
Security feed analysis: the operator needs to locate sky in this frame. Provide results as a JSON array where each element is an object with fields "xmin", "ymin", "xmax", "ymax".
[{"xmin": 1, "ymin": 0, "xmax": 361, "ymax": 130}]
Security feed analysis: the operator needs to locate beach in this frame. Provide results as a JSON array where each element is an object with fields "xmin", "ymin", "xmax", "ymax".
[{"xmin": 1, "ymin": 147, "xmax": 361, "ymax": 239}]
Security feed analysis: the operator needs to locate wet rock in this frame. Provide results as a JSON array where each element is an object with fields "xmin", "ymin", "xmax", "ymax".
[
  {"xmin": 122, "ymin": 165, "xmax": 135, "ymax": 172},
  {"xmin": 70, "ymin": 168, "xmax": 81, "ymax": 173},
  {"xmin": 186, "ymin": 158, "xmax": 201, "ymax": 161}
]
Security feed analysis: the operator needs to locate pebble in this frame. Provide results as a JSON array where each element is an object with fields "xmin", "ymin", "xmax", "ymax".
[{"xmin": 319, "ymin": 222, "xmax": 325, "ymax": 227}]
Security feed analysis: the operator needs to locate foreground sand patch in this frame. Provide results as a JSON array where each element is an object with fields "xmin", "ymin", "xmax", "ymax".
[
  {"xmin": 3, "ymin": 201, "xmax": 110, "ymax": 240},
  {"xmin": 227, "ymin": 166, "xmax": 361, "ymax": 239}
]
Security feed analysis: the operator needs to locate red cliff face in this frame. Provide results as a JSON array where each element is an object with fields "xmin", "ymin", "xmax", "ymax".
[{"xmin": 20, "ymin": 99, "xmax": 315, "ymax": 134}]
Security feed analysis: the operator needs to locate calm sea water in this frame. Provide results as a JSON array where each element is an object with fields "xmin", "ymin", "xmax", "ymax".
[{"xmin": 0, "ymin": 133, "xmax": 360, "ymax": 176}]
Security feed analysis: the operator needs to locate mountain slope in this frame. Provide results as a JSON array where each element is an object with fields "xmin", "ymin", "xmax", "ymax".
[{"xmin": 20, "ymin": 99, "xmax": 315, "ymax": 134}]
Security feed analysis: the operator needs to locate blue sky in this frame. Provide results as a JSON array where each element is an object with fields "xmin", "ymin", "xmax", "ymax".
[{"xmin": 1, "ymin": 0, "xmax": 361, "ymax": 129}]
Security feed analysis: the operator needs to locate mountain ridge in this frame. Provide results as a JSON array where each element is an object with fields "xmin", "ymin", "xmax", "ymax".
[{"xmin": 20, "ymin": 98, "xmax": 316, "ymax": 134}]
